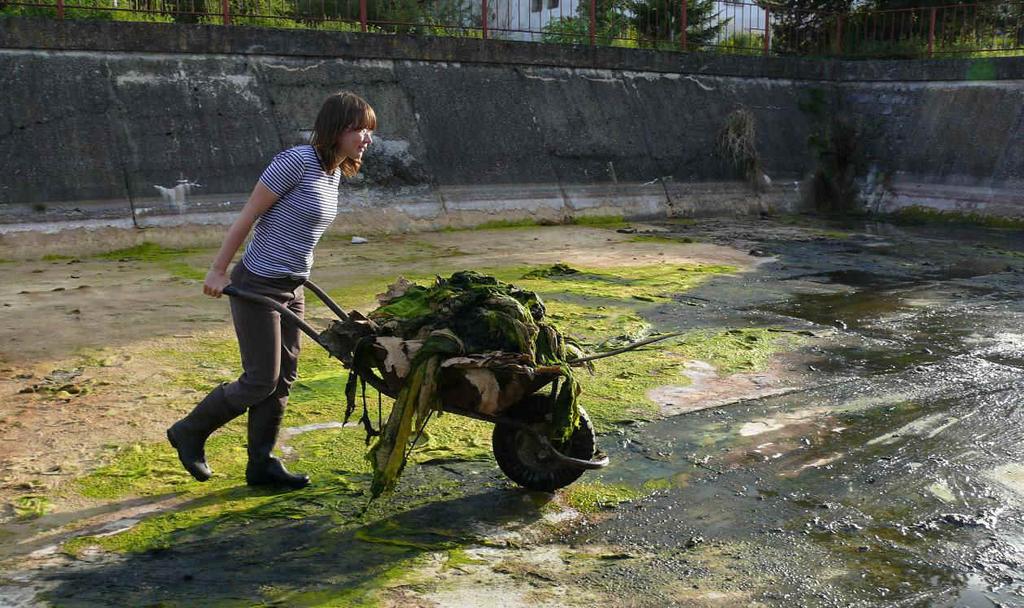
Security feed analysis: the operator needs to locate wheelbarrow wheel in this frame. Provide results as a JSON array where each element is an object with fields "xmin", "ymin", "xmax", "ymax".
[{"xmin": 492, "ymin": 395, "xmax": 597, "ymax": 492}]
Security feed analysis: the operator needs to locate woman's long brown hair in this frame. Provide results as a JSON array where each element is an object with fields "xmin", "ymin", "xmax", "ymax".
[{"xmin": 310, "ymin": 92, "xmax": 377, "ymax": 177}]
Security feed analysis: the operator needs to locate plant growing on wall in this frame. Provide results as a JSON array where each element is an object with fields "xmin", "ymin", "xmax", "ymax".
[
  {"xmin": 808, "ymin": 116, "xmax": 862, "ymax": 213},
  {"xmin": 798, "ymin": 88, "xmax": 864, "ymax": 214},
  {"xmin": 716, "ymin": 108, "xmax": 764, "ymax": 191}
]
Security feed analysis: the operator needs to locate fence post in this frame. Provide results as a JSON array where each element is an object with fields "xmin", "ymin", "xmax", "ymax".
[
  {"xmin": 56, "ymin": 0, "xmax": 64, "ymax": 19},
  {"xmin": 221, "ymin": 0, "xmax": 231, "ymax": 25},
  {"xmin": 928, "ymin": 7, "xmax": 936, "ymax": 57},
  {"xmin": 763, "ymin": 6, "xmax": 771, "ymax": 55},
  {"xmin": 834, "ymin": 14, "xmax": 843, "ymax": 55},
  {"xmin": 359, "ymin": 0, "xmax": 367, "ymax": 32},
  {"xmin": 680, "ymin": 0, "xmax": 688, "ymax": 50},
  {"xmin": 589, "ymin": 0, "xmax": 596, "ymax": 45},
  {"xmin": 482, "ymin": 0, "xmax": 489, "ymax": 39}
]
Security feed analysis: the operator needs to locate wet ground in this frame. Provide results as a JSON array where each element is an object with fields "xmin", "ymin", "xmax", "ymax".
[{"xmin": 2, "ymin": 216, "xmax": 1024, "ymax": 607}]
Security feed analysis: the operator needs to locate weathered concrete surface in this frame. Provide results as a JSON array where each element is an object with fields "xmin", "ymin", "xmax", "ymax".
[
  {"xmin": 4, "ymin": 17, "xmax": 1024, "ymax": 231},
  {"xmin": 2, "ymin": 218, "xmax": 1024, "ymax": 607},
  {"xmin": 0, "ymin": 28, "xmax": 813, "ymax": 231},
  {"xmin": 843, "ymin": 78, "xmax": 1024, "ymax": 217}
]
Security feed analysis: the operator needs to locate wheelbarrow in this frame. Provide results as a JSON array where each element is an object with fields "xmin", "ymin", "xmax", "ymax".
[{"xmin": 223, "ymin": 280, "xmax": 609, "ymax": 492}]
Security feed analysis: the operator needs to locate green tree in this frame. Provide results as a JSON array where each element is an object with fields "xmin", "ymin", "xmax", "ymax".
[
  {"xmin": 804, "ymin": 0, "xmax": 1024, "ymax": 57},
  {"xmin": 543, "ymin": 0, "xmax": 728, "ymax": 50},
  {"xmin": 855, "ymin": 0, "xmax": 1024, "ymax": 54},
  {"xmin": 768, "ymin": 0, "xmax": 852, "ymax": 55},
  {"xmin": 291, "ymin": 0, "xmax": 475, "ymax": 34}
]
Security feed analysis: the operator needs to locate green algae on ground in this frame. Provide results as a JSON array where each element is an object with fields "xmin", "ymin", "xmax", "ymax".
[
  {"xmin": 561, "ymin": 477, "xmax": 676, "ymax": 514},
  {"xmin": 543, "ymin": 300, "xmax": 650, "ymax": 347},
  {"xmin": 886, "ymin": 205, "xmax": 1024, "ymax": 230},
  {"xmin": 68, "ymin": 416, "xmax": 485, "ymax": 555},
  {"xmin": 67, "ymin": 258, "xmax": 799, "ymax": 556},
  {"xmin": 96, "ymin": 242, "xmax": 196, "ymax": 261},
  {"xmin": 629, "ymin": 234, "xmax": 697, "ymax": 244},
  {"xmin": 815, "ymin": 229, "xmax": 855, "ymax": 239},
  {"xmin": 261, "ymin": 557, "xmax": 425, "ymax": 608},
  {"xmin": 569, "ymin": 215, "xmax": 629, "ymax": 229},
  {"xmin": 439, "ymin": 218, "xmax": 546, "ymax": 233},
  {"xmin": 473, "ymin": 218, "xmax": 545, "ymax": 231},
  {"xmin": 93, "ymin": 241, "xmax": 208, "ymax": 281},
  {"xmin": 151, "ymin": 335, "xmax": 242, "ymax": 394},
  {"xmin": 355, "ymin": 518, "xmax": 463, "ymax": 551},
  {"xmin": 445, "ymin": 547, "xmax": 488, "ymax": 570},
  {"xmin": 13, "ymin": 495, "xmax": 52, "ymax": 519},
  {"xmin": 514, "ymin": 263, "xmax": 737, "ymax": 302},
  {"xmin": 676, "ymin": 328, "xmax": 796, "ymax": 375},
  {"xmin": 410, "ymin": 414, "xmax": 494, "ymax": 464},
  {"xmin": 576, "ymin": 328, "xmax": 799, "ymax": 428},
  {"xmin": 151, "ymin": 333, "xmax": 345, "ymax": 429},
  {"xmin": 439, "ymin": 214, "xmax": 628, "ymax": 232},
  {"xmin": 562, "ymin": 481, "xmax": 646, "ymax": 513},
  {"xmin": 76, "ymin": 431, "xmax": 248, "ymax": 500}
]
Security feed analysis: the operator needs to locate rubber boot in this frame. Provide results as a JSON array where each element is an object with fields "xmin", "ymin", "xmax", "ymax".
[
  {"xmin": 166, "ymin": 384, "xmax": 244, "ymax": 482},
  {"xmin": 245, "ymin": 393, "xmax": 310, "ymax": 489}
]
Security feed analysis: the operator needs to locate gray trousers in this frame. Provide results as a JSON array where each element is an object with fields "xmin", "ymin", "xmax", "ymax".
[{"xmin": 222, "ymin": 262, "xmax": 305, "ymax": 410}]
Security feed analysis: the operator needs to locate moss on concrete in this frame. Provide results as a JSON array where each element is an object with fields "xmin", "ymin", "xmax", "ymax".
[
  {"xmin": 562, "ymin": 482, "xmax": 646, "ymax": 513},
  {"xmin": 64, "ymin": 254, "xmax": 800, "ymax": 558},
  {"xmin": 569, "ymin": 215, "xmax": 628, "ymax": 228},
  {"xmin": 887, "ymin": 205, "xmax": 1024, "ymax": 230},
  {"xmin": 514, "ymin": 262, "xmax": 737, "ymax": 302},
  {"xmin": 578, "ymin": 328, "xmax": 798, "ymax": 428},
  {"xmin": 94, "ymin": 241, "xmax": 208, "ymax": 281},
  {"xmin": 13, "ymin": 495, "xmax": 52, "ymax": 519},
  {"xmin": 260, "ymin": 557, "xmax": 423, "ymax": 608}
]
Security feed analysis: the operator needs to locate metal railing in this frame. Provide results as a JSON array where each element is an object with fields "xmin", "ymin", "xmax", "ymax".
[{"xmin": 4, "ymin": 0, "xmax": 1024, "ymax": 58}]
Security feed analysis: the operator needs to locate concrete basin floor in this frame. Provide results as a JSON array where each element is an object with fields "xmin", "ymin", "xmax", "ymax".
[{"xmin": 1, "ymin": 216, "xmax": 1023, "ymax": 607}]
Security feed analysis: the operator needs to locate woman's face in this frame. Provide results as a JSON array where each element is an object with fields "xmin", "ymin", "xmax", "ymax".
[{"xmin": 337, "ymin": 126, "xmax": 373, "ymax": 161}]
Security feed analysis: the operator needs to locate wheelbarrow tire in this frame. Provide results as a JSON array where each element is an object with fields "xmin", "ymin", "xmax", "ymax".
[{"xmin": 492, "ymin": 396, "xmax": 597, "ymax": 492}]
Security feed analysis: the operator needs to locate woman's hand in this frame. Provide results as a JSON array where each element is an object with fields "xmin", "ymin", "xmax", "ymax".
[
  {"xmin": 203, "ymin": 268, "xmax": 230, "ymax": 298},
  {"xmin": 202, "ymin": 182, "xmax": 279, "ymax": 299}
]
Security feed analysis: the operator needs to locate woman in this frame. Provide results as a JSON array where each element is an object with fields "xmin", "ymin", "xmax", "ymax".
[{"xmin": 167, "ymin": 91, "xmax": 376, "ymax": 490}]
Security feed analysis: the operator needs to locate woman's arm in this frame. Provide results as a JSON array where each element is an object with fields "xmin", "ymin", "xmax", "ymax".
[{"xmin": 203, "ymin": 181, "xmax": 280, "ymax": 298}]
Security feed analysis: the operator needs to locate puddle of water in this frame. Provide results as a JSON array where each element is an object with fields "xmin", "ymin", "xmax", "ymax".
[
  {"xmin": 766, "ymin": 289, "xmax": 911, "ymax": 331},
  {"xmin": 956, "ymin": 574, "xmax": 1007, "ymax": 608},
  {"xmin": 575, "ymin": 350, "xmax": 1024, "ymax": 604},
  {"xmin": 866, "ymin": 412, "xmax": 963, "ymax": 446},
  {"xmin": 796, "ymin": 269, "xmax": 910, "ymax": 288},
  {"xmin": 939, "ymin": 258, "xmax": 1013, "ymax": 280},
  {"xmin": 0, "ymin": 494, "xmax": 184, "ymax": 562}
]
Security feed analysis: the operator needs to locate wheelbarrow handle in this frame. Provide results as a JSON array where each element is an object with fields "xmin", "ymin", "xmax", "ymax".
[
  {"xmin": 302, "ymin": 280, "xmax": 350, "ymax": 323},
  {"xmin": 222, "ymin": 285, "xmax": 329, "ymax": 350}
]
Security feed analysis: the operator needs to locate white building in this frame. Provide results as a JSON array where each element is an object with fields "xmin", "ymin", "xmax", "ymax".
[{"xmin": 488, "ymin": 0, "xmax": 582, "ymax": 41}]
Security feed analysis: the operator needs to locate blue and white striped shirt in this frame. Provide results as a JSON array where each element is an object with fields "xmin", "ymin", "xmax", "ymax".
[{"xmin": 242, "ymin": 146, "xmax": 340, "ymax": 279}]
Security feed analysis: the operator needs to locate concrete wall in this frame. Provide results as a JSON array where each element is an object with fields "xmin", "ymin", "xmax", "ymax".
[
  {"xmin": 838, "ymin": 77, "xmax": 1024, "ymax": 218},
  {"xmin": 2, "ymin": 17, "xmax": 1024, "ymax": 232}
]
